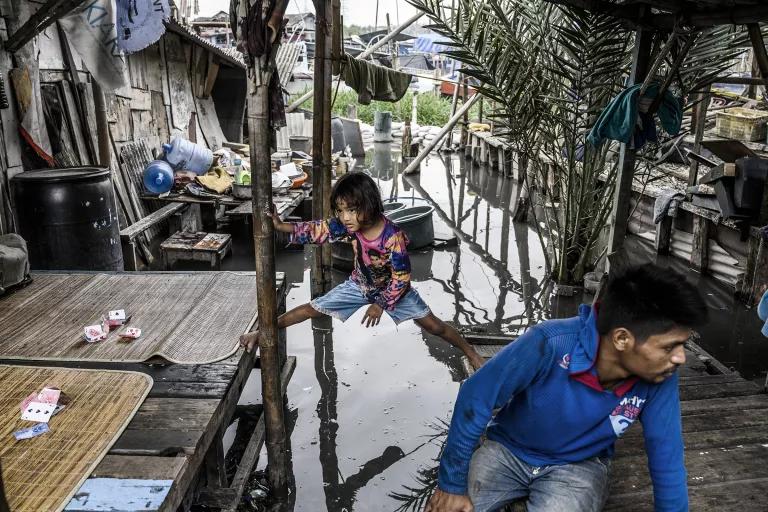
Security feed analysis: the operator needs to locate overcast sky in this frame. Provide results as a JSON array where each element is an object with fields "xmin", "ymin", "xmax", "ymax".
[{"xmin": 197, "ymin": 0, "xmax": 420, "ymax": 27}]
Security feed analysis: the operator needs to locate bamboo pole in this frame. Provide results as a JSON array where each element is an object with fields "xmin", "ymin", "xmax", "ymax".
[
  {"xmin": 402, "ymin": 94, "xmax": 480, "ymax": 175},
  {"xmin": 246, "ymin": 0, "xmax": 288, "ymax": 496},
  {"xmin": 286, "ymin": 11, "xmax": 423, "ymax": 112},
  {"xmin": 311, "ymin": 0, "xmax": 333, "ymax": 295}
]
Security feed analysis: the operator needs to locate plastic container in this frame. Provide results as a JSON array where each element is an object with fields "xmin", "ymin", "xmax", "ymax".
[
  {"xmin": 143, "ymin": 160, "xmax": 174, "ymax": 194},
  {"xmin": 11, "ymin": 167, "xmax": 123, "ymax": 271},
  {"xmin": 374, "ymin": 111, "xmax": 393, "ymax": 142},
  {"xmin": 383, "ymin": 201, "xmax": 405, "ymax": 214},
  {"xmin": 162, "ymin": 136, "xmax": 214, "ymax": 174},
  {"xmin": 715, "ymin": 107, "xmax": 768, "ymax": 142},
  {"xmin": 386, "ymin": 205, "xmax": 435, "ymax": 249}
]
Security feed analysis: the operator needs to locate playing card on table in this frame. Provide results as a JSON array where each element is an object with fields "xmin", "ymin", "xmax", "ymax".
[
  {"xmin": 84, "ymin": 323, "xmax": 107, "ymax": 342},
  {"xmin": 21, "ymin": 402, "xmax": 56, "ymax": 422},
  {"xmin": 14, "ymin": 423, "xmax": 49, "ymax": 440},
  {"xmin": 120, "ymin": 327, "xmax": 141, "ymax": 340},
  {"xmin": 37, "ymin": 387, "xmax": 61, "ymax": 405}
]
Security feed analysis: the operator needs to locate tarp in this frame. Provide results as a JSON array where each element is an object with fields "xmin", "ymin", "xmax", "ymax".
[
  {"xmin": 59, "ymin": 0, "xmax": 129, "ymax": 90},
  {"xmin": 116, "ymin": 0, "xmax": 171, "ymax": 53},
  {"xmin": 412, "ymin": 33, "xmax": 449, "ymax": 54}
]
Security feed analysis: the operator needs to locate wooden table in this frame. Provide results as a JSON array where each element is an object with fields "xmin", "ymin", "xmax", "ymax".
[
  {"xmin": 160, "ymin": 232, "xmax": 232, "ymax": 270},
  {"xmin": 0, "ymin": 272, "xmax": 290, "ymax": 512},
  {"xmin": 225, "ymin": 188, "xmax": 309, "ymax": 220}
]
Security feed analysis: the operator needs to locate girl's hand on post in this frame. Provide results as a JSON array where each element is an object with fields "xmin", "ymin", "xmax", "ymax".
[
  {"xmin": 265, "ymin": 204, "xmax": 292, "ymax": 233},
  {"xmin": 362, "ymin": 304, "xmax": 383, "ymax": 327}
]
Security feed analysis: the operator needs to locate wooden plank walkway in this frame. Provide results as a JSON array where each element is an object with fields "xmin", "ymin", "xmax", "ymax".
[
  {"xmin": 0, "ymin": 272, "xmax": 291, "ymax": 512},
  {"xmin": 462, "ymin": 337, "xmax": 768, "ymax": 511}
]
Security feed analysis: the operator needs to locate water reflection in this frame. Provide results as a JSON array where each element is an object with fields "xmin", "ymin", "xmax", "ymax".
[{"xmin": 312, "ymin": 293, "xmax": 406, "ymax": 511}]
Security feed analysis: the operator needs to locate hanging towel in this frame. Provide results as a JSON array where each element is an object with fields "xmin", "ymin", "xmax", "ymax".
[
  {"xmin": 587, "ymin": 83, "xmax": 683, "ymax": 149},
  {"xmin": 758, "ymin": 289, "xmax": 768, "ymax": 338},
  {"xmin": 341, "ymin": 55, "xmax": 412, "ymax": 105}
]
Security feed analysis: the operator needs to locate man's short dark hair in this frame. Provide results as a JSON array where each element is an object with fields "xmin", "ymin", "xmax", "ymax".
[
  {"xmin": 596, "ymin": 264, "xmax": 708, "ymax": 342},
  {"xmin": 330, "ymin": 172, "xmax": 383, "ymax": 227}
]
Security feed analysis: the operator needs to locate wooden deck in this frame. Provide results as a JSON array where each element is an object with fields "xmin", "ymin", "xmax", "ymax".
[
  {"xmin": 462, "ymin": 337, "xmax": 768, "ymax": 511},
  {"xmin": 0, "ymin": 272, "xmax": 291, "ymax": 512}
]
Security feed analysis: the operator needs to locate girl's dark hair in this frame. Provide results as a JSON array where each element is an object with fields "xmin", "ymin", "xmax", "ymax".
[
  {"xmin": 596, "ymin": 264, "xmax": 708, "ymax": 342},
  {"xmin": 330, "ymin": 172, "xmax": 383, "ymax": 227}
]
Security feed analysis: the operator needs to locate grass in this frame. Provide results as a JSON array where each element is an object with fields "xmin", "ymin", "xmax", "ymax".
[{"xmin": 290, "ymin": 87, "xmax": 481, "ymax": 127}]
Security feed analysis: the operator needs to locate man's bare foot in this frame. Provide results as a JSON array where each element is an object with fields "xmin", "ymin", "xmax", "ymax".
[{"xmin": 239, "ymin": 332, "xmax": 260, "ymax": 353}]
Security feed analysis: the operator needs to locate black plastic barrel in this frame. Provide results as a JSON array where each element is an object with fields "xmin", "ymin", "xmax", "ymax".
[{"xmin": 11, "ymin": 167, "xmax": 123, "ymax": 271}]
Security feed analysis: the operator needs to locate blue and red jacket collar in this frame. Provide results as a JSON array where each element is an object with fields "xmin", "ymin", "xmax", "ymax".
[{"xmin": 568, "ymin": 304, "xmax": 639, "ymax": 397}]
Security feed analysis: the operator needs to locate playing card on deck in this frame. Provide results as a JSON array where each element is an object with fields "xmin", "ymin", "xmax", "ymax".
[
  {"xmin": 119, "ymin": 327, "xmax": 141, "ymax": 340},
  {"xmin": 37, "ymin": 387, "xmax": 61, "ymax": 405},
  {"xmin": 84, "ymin": 323, "xmax": 108, "ymax": 342},
  {"xmin": 107, "ymin": 309, "xmax": 127, "ymax": 327},
  {"xmin": 21, "ymin": 402, "xmax": 56, "ymax": 422},
  {"xmin": 13, "ymin": 423, "xmax": 49, "ymax": 440}
]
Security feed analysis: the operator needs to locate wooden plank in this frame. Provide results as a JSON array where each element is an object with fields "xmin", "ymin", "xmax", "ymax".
[
  {"xmin": 64, "ymin": 478, "xmax": 173, "ymax": 511},
  {"xmin": 131, "ymin": 88, "xmax": 152, "ymax": 111},
  {"xmin": 196, "ymin": 95, "xmax": 226, "ymax": 150},
  {"xmin": 605, "ymin": 479, "xmax": 768, "ymax": 511},
  {"xmin": 149, "ymin": 381, "xmax": 230, "ymax": 399},
  {"xmin": 691, "ymin": 215, "xmax": 710, "ymax": 273},
  {"xmin": 91, "ymin": 455, "xmax": 186, "ymax": 480},
  {"xmin": 679, "ymin": 380, "xmax": 760, "ymax": 401},
  {"xmin": 128, "ymin": 398, "xmax": 219, "ymax": 431},
  {"xmin": 474, "ymin": 344, "xmax": 507, "ymax": 358},
  {"xmin": 119, "ymin": 203, "xmax": 186, "ymax": 240},
  {"xmin": 108, "ymin": 94, "xmax": 132, "ymax": 143},
  {"xmin": 203, "ymin": 54, "xmax": 220, "ymax": 98},
  {"xmin": 151, "ymin": 91, "xmax": 170, "ymax": 147},
  {"xmin": 164, "ymin": 34, "xmax": 195, "ymax": 131},
  {"xmin": 110, "ymin": 430, "xmax": 204, "ymax": 457}
]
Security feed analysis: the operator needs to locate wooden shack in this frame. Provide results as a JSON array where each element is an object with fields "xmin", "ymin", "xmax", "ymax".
[{"xmin": 0, "ymin": 3, "xmax": 246, "ymax": 240}]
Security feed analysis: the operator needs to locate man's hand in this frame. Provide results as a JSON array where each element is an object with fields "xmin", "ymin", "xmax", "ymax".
[
  {"xmin": 425, "ymin": 490, "xmax": 473, "ymax": 512},
  {"xmin": 362, "ymin": 304, "xmax": 384, "ymax": 327}
]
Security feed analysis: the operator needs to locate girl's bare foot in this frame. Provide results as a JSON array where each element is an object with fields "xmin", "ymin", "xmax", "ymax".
[
  {"xmin": 469, "ymin": 355, "xmax": 485, "ymax": 370},
  {"xmin": 239, "ymin": 332, "xmax": 260, "ymax": 353}
]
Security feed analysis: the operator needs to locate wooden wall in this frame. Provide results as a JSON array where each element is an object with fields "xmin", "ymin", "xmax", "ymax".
[{"xmin": 0, "ymin": 4, "xmax": 245, "ymax": 236}]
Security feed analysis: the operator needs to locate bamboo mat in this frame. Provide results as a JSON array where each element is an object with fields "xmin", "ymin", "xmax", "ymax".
[
  {"xmin": 0, "ymin": 365, "xmax": 152, "ymax": 512},
  {"xmin": 0, "ymin": 272, "xmax": 258, "ymax": 364}
]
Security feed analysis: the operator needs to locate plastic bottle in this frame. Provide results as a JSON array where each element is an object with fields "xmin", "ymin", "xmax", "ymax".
[
  {"xmin": 162, "ymin": 136, "xmax": 214, "ymax": 175},
  {"xmin": 143, "ymin": 160, "xmax": 174, "ymax": 194}
]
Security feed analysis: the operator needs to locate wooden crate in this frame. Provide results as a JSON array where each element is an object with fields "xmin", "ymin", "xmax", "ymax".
[{"xmin": 715, "ymin": 107, "xmax": 768, "ymax": 142}]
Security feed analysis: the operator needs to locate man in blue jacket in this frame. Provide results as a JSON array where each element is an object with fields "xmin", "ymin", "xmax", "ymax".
[{"xmin": 427, "ymin": 264, "xmax": 708, "ymax": 512}]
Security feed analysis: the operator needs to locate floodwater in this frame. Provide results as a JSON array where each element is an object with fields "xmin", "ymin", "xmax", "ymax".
[{"xmin": 204, "ymin": 145, "xmax": 768, "ymax": 511}]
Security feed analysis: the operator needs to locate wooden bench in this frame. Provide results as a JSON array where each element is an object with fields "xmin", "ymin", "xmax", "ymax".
[
  {"xmin": 120, "ymin": 203, "xmax": 199, "ymax": 271},
  {"xmin": 160, "ymin": 231, "xmax": 232, "ymax": 270}
]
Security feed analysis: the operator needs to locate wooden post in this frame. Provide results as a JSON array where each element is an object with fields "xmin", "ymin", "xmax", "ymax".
[
  {"xmin": 688, "ymin": 84, "xmax": 711, "ymax": 187},
  {"xmin": 748, "ymin": 24, "xmax": 768, "ymax": 80},
  {"xmin": 92, "ymin": 81, "xmax": 111, "ymax": 167},
  {"xmin": 655, "ymin": 215, "xmax": 673, "ymax": 254},
  {"xmin": 606, "ymin": 27, "xmax": 653, "ymax": 262},
  {"xmin": 691, "ymin": 216, "xmax": 710, "ymax": 273},
  {"xmin": 461, "ymin": 81, "xmax": 469, "ymax": 147},
  {"xmin": 446, "ymin": 73, "xmax": 462, "ymax": 148},
  {"xmin": 402, "ymin": 94, "xmax": 480, "ymax": 175},
  {"xmin": 311, "ymin": 0, "xmax": 333, "ymax": 295},
  {"xmin": 245, "ymin": 0, "xmax": 288, "ymax": 498}
]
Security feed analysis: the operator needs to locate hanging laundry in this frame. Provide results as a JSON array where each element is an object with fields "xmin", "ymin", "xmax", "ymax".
[
  {"xmin": 758, "ymin": 289, "xmax": 768, "ymax": 338},
  {"xmin": 653, "ymin": 189, "xmax": 685, "ymax": 224},
  {"xmin": 341, "ymin": 56, "xmax": 412, "ymax": 105},
  {"xmin": 116, "ymin": 0, "xmax": 171, "ymax": 54},
  {"xmin": 587, "ymin": 83, "xmax": 683, "ymax": 150},
  {"xmin": 59, "ymin": 0, "xmax": 129, "ymax": 90}
]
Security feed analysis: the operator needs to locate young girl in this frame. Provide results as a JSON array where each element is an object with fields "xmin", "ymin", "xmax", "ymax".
[{"xmin": 240, "ymin": 172, "xmax": 485, "ymax": 369}]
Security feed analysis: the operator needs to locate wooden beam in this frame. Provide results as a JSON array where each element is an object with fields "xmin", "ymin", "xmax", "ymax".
[
  {"xmin": 606, "ymin": 26, "xmax": 653, "ymax": 261},
  {"xmin": 688, "ymin": 85, "xmax": 712, "ymax": 187},
  {"xmin": 691, "ymin": 215, "xmax": 710, "ymax": 273},
  {"xmin": 748, "ymin": 24, "xmax": 768, "ymax": 81},
  {"xmin": 203, "ymin": 54, "xmax": 220, "ymax": 98},
  {"xmin": 4, "ymin": 0, "xmax": 88, "ymax": 53}
]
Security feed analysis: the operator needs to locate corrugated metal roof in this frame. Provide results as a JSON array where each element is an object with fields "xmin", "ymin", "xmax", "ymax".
[{"xmin": 165, "ymin": 18, "xmax": 246, "ymax": 69}]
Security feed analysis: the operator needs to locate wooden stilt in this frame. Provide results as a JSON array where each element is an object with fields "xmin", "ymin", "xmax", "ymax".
[
  {"xmin": 606, "ymin": 27, "xmax": 653, "ymax": 264},
  {"xmin": 691, "ymin": 215, "xmax": 710, "ymax": 273},
  {"xmin": 244, "ymin": 0, "xmax": 289, "ymax": 497}
]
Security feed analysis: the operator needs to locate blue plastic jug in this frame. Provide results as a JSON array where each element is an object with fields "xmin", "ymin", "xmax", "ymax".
[
  {"xmin": 143, "ymin": 160, "xmax": 174, "ymax": 194},
  {"xmin": 162, "ymin": 136, "xmax": 213, "ymax": 175}
]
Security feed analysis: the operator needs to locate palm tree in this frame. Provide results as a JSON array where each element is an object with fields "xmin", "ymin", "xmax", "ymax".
[{"xmin": 408, "ymin": 0, "xmax": 757, "ymax": 286}]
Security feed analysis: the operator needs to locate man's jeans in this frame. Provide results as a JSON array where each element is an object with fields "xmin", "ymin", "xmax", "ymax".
[{"xmin": 468, "ymin": 440, "xmax": 611, "ymax": 512}]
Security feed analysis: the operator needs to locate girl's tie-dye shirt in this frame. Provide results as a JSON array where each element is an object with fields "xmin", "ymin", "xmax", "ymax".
[{"xmin": 290, "ymin": 217, "xmax": 411, "ymax": 310}]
